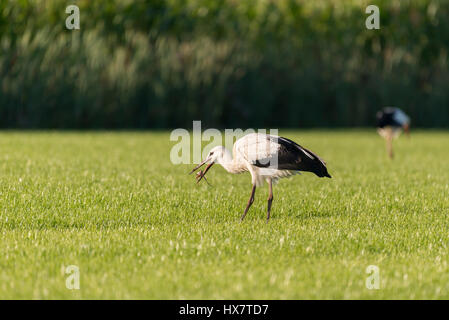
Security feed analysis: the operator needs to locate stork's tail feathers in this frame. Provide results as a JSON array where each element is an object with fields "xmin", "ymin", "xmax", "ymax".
[
  {"xmin": 252, "ymin": 135, "xmax": 332, "ymax": 179},
  {"xmin": 288, "ymin": 141, "xmax": 331, "ymax": 179},
  {"xmin": 311, "ymin": 159, "xmax": 331, "ymax": 178},
  {"xmin": 321, "ymin": 170, "xmax": 332, "ymax": 178}
]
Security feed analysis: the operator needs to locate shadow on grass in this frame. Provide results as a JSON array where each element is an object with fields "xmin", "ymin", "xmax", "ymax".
[{"xmin": 293, "ymin": 209, "xmax": 342, "ymax": 220}]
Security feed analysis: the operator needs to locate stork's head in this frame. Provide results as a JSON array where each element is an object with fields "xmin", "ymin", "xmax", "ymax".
[
  {"xmin": 205, "ymin": 146, "xmax": 226, "ymax": 164},
  {"xmin": 189, "ymin": 146, "xmax": 225, "ymax": 183}
]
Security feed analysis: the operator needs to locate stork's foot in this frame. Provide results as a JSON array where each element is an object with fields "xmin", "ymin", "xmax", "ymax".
[
  {"xmin": 240, "ymin": 185, "xmax": 256, "ymax": 222},
  {"xmin": 240, "ymin": 199, "xmax": 254, "ymax": 222}
]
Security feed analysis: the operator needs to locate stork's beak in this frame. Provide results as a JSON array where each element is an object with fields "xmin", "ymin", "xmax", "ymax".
[
  {"xmin": 189, "ymin": 158, "xmax": 214, "ymax": 184},
  {"xmin": 189, "ymin": 158, "xmax": 209, "ymax": 174}
]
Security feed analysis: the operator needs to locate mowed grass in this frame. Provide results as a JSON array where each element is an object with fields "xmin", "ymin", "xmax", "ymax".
[{"xmin": 0, "ymin": 130, "xmax": 448, "ymax": 299}]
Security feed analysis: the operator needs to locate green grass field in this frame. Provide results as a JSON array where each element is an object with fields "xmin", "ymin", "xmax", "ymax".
[{"xmin": 1, "ymin": 130, "xmax": 448, "ymax": 299}]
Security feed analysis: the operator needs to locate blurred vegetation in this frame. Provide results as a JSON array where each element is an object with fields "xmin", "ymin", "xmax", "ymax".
[{"xmin": 0, "ymin": 0, "xmax": 448, "ymax": 128}]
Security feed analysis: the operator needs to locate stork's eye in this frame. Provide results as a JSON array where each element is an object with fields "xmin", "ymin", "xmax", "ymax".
[{"xmin": 210, "ymin": 152, "xmax": 214, "ymax": 156}]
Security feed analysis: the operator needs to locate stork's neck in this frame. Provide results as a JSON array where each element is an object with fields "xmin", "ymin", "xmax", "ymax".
[{"xmin": 217, "ymin": 147, "xmax": 241, "ymax": 174}]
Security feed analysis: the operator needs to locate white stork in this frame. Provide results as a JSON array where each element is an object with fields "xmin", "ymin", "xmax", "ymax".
[
  {"xmin": 189, "ymin": 133, "xmax": 331, "ymax": 222},
  {"xmin": 376, "ymin": 107, "xmax": 411, "ymax": 159}
]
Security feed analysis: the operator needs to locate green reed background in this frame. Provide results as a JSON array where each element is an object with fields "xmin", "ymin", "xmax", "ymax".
[{"xmin": 1, "ymin": 0, "xmax": 448, "ymax": 128}]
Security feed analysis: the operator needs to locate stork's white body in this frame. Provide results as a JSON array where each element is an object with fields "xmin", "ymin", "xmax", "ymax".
[{"xmin": 217, "ymin": 133, "xmax": 299, "ymax": 186}]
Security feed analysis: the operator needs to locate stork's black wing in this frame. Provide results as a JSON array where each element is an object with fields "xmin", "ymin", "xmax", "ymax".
[
  {"xmin": 376, "ymin": 107, "xmax": 401, "ymax": 128},
  {"xmin": 254, "ymin": 136, "xmax": 331, "ymax": 178}
]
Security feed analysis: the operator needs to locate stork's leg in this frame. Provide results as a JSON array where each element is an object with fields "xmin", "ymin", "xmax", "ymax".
[
  {"xmin": 387, "ymin": 136, "xmax": 393, "ymax": 159},
  {"xmin": 266, "ymin": 179, "xmax": 273, "ymax": 223},
  {"xmin": 241, "ymin": 185, "xmax": 256, "ymax": 221},
  {"xmin": 386, "ymin": 130, "xmax": 394, "ymax": 159}
]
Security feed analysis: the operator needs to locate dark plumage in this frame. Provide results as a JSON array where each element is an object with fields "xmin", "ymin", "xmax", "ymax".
[
  {"xmin": 376, "ymin": 107, "xmax": 410, "ymax": 128},
  {"xmin": 254, "ymin": 136, "xmax": 331, "ymax": 178}
]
